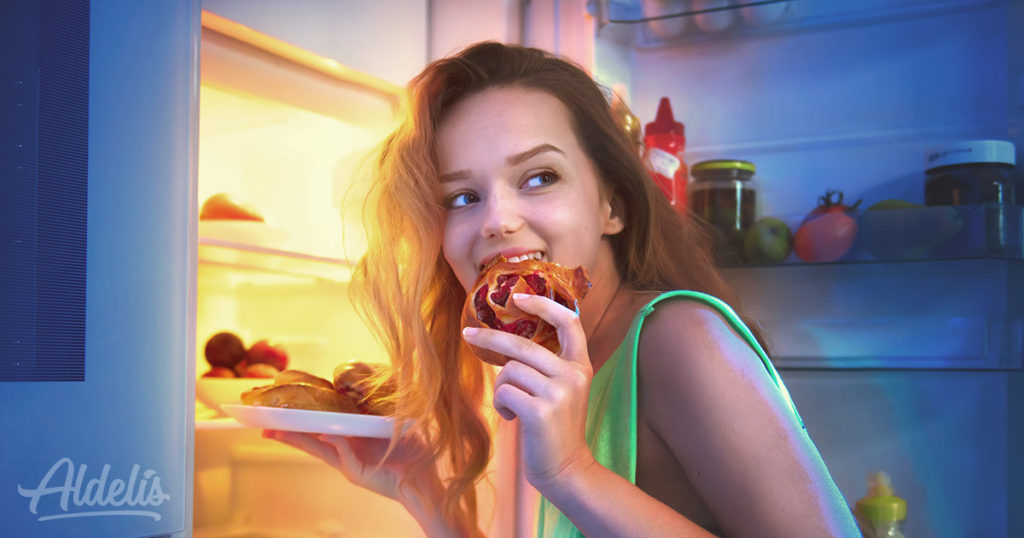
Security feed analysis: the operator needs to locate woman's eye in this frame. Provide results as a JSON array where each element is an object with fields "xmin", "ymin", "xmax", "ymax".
[
  {"xmin": 523, "ymin": 171, "xmax": 560, "ymax": 189},
  {"xmin": 445, "ymin": 191, "xmax": 480, "ymax": 209}
]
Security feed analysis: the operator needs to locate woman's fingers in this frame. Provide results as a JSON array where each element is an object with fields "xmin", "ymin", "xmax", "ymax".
[
  {"xmin": 493, "ymin": 359, "xmax": 551, "ymax": 420},
  {"xmin": 495, "ymin": 358, "xmax": 549, "ymax": 397},
  {"xmin": 318, "ymin": 434, "xmax": 369, "ymax": 479},
  {"xmin": 264, "ymin": 430, "xmax": 342, "ymax": 468},
  {"xmin": 463, "ymin": 326, "xmax": 555, "ymax": 374},
  {"xmin": 510, "ymin": 293, "xmax": 588, "ymax": 364},
  {"xmin": 493, "ymin": 381, "xmax": 535, "ymax": 422},
  {"xmin": 462, "ymin": 293, "xmax": 588, "ymax": 372}
]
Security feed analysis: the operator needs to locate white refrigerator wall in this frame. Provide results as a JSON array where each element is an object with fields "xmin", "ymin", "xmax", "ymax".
[{"xmin": 596, "ymin": 0, "xmax": 1024, "ymax": 217}]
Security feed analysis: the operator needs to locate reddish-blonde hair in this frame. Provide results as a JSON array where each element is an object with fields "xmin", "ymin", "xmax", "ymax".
[{"xmin": 349, "ymin": 41, "xmax": 757, "ymax": 534}]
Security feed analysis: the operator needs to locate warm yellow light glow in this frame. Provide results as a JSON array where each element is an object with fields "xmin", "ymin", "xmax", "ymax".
[
  {"xmin": 199, "ymin": 83, "xmax": 390, "ymax": 261},
  {"xmin": 196, "ymin": 83, "xmax": 396, "ymax": 382}
]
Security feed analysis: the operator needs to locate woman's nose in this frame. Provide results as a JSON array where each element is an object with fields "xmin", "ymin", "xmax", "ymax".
[{"xmin": 479, "ymin": 188, "xmax": 523, "ymax": 238}]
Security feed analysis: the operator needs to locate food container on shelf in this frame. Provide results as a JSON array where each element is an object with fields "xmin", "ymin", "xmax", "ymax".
[
  {"xmin": 924, "ymin": 140, "xmax": 1019, "ymax": 256},
  {"xmin": 689, "ymin": 159, "xmax": 757, "ymax": 264},
  {"xmin": 642, "ymin": 0, "xmax": 691, "ymax": 40}
]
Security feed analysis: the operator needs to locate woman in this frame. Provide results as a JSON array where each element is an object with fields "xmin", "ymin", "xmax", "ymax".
[{"xmin": 268, "ymin": 41, "xmax": 859, "ymax": 537}]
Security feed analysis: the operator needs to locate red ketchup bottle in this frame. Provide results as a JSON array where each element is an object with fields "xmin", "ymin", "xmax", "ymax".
[{"xmin": 643, "ymin": 97, "xmax": 688, "ymax": 212}]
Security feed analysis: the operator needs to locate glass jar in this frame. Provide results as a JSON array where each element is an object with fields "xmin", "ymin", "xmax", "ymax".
[
  {"xmin": 924, "ymin": 139, "xmax": 1016, "ymax": 205},
  {"xmin": 924, "ymin": 140, "xmax": 1018, "ymax": 256},
  {"xmin": 689, "ymin": 159, "xmax": 757, "ymax": 264}
]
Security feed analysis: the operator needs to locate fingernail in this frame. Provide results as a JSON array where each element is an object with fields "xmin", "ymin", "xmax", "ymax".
[
  {"xmin": 462, "ymin": 327, "xmax": 478, "ymax": 337},
  {"xmin": 512, "ymin": 293, "xmax": 530, "ymax": 301}
]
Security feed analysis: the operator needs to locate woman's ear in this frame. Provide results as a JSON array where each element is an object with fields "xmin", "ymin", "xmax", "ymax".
[{"xmin": 601, "ymin": 190, "xmax": 626, "ymax": 236}]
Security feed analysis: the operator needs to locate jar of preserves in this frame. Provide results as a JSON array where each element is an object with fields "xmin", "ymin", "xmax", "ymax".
[
  {"xmin": 924, "ymin": 139, "xmax": 1016, "ymax": 205},
  {"xmin": 689, "ymin": 159, "xmax": 757, "ymax": 264},
  {"xmin": 924, "ymin": 140, "xmax": 1019, "ymax": 256}
]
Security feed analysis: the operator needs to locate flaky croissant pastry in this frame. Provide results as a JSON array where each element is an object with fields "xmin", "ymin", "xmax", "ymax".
[{"xmin": 241, "ymin": 364, "xmax": 393, "ymax": 415}]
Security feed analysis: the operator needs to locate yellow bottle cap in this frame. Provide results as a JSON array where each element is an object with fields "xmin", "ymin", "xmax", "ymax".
[{"xmin": 855, "ymin": 472, "xmax": 907, "ymax": 523}]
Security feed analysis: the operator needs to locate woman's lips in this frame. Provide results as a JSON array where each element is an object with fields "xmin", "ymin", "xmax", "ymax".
[{"xmin": 478, "ymin": 250, "xmax": 545, "ymax": 273}]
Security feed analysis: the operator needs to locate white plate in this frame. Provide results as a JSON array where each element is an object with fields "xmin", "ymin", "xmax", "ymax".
[
  {"xmin": 195, "ymin": 377, "xmax": 270, "ymax": 410},
  {"xmin": 222, "ymin": 404, "xmax": 398, "ymax": 438}
]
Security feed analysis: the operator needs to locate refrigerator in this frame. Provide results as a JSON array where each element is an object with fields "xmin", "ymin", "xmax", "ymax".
[
  {"xmin": 3, "ymin": 1, "xmax": 1023, "ymax": 537},
  {"xmin": 565, "ymin": 0, "xmax": 1024, "ymax": 537}
]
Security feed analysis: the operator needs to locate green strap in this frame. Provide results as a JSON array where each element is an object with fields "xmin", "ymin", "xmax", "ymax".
[
  {"xmin": 537, "ymin": 290, "xmax": 803, "ymax": 538},
  {"xmin": 635, "ymin": 290, "xmax": 804, "ymax": 429}
]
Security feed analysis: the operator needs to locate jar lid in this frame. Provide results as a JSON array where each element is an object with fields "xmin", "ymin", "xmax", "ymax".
[
  {"xmin": 691, "ymin": 159, "xmax": 756, "ymax": 174},
  {"xmin": 925, "ymin": 139, "xmax": 1016, "ymax": 170},
  {"xmin": 855, "ymin": 495, "xmax": 907, "ymax": 523}
]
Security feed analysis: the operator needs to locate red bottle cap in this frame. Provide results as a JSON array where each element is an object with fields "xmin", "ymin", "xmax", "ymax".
[{"xmin": 644, "ymin": 97, "xmax": 685, "ymax": 137}]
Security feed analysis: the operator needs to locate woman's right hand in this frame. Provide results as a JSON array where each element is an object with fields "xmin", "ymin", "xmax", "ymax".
[{"xmin": 263, "ymin": 430, "xmax": 441, "ymax": 507}]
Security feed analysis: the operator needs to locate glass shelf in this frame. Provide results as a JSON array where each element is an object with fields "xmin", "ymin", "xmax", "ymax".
[
  {"xmin": 196, "ymin": 403, "xmax": 244, "ymax": 430},
  {"xmin": 721, "ymin": 257, "xmax": 1024, "ymax": 370},
  {"xmin": 198, "ymin": 237, "xmax": 355, "ymax": 284},
  {"xmin": 598, "ymin": 0, "xmax": 1002, "ymax": 47},
  {"xmin": 712, "ymin": 204, "xmax": 1022, "ymax": 268}
]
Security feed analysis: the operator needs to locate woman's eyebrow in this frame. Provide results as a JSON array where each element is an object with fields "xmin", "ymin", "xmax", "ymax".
[
  {"xmin": 439, "ymin": 170, "xmax": 471, "ymax": 183},
  {"xmin": 507, "ymin": 143, "xmax": 565, "ymax": 166},
  {"xmin": 439, "ymin": 143, "xmax": 565, "ymax": 183}
]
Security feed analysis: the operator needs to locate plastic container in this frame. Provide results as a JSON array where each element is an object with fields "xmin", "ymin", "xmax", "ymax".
[
  {"xmin": 690, "ymin": 159, "xmax": 757, "ymax": 264},
  {"xmin": 924, "ymin": 140, "xmax": 1018, "ymax": 255},
  {"xmin": 641, "ymin": 0, "xmax": 690, "ymax": 40},
  {"xmin": 854, "ymin": 471, "xmax": 907, "ymax": 538},
  {"xmin": 692, "ymin": 0, "xmax": 734, "ymax": 33},
  {"xmin": 643, "ymin": 97, "xmax": 689, "ymax": 212}
]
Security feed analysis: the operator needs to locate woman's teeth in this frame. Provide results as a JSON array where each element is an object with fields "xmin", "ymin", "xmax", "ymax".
[{"xmin": 507, "ymin": 252, "xmax": 543, "ymax": 263}]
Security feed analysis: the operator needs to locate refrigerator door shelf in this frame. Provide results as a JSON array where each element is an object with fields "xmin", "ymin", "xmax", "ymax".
[
  {"xmin": 722, "ymin": 258, "xmax": 1024, "ymax": 369},
  {"xmin": 198, "ymin": 239, "xmax": 355, "ymax": 285},
  {"xmin": 600, "ymin": 0, "xmax": 995, "ymax": 47}
]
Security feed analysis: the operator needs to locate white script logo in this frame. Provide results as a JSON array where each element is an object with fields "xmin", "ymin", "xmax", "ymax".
[{"xmin": 17, "ymin": 458, "xmax": 170, "ymax": 521}]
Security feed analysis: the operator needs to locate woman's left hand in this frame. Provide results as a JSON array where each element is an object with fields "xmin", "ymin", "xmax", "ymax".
[{"xmin": 462, "ymin": 292, "xmax": 596, "ymax": 493}]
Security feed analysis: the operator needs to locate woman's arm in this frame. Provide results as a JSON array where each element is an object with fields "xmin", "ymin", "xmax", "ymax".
[
  {"xmin": 466, "ymin": 292, "xmax": 859, "ymax": 537},
  {"xmin": 636, "ymin": 300, "xmax": 860, "ymax": 537},
  {"xmin": 465, "ymin": 293, "xmax": 716, "ymax": 537},
  {"xmin": 537, "ymin": 453, "xmax": 718, "ymax": 537}
]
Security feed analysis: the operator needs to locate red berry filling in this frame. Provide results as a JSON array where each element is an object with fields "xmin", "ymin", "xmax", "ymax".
[
  {"xmin": 472, "ymin": 271, "xmax": 553, "ymax": 335},
  {"xmin": 490, "ymin": 274, "xmax": 520, "ymax": 306},
  {"xmin": 525, "ymin": 273, "xmax": 547, "ymax": 295}
]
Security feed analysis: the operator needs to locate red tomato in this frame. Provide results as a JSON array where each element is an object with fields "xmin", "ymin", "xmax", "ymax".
[{"xmin": 793, "ymin": 190, "xmax": 861, "ymax": 262}]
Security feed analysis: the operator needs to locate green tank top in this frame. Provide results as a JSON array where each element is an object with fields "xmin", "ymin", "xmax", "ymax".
[{"xmin": 536, "ymin": 290, "xmax": 802, "ymax": 537}]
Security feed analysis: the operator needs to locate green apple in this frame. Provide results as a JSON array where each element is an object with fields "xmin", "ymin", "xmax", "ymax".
[{"xmin": 744, "ymin": 217, "xmax": 793, "ymax": 264}]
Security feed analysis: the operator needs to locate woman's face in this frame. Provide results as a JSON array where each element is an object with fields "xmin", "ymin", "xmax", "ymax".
[{"xmin": 437, "ymin": 86, "xmax": 624, "ymax": 293}]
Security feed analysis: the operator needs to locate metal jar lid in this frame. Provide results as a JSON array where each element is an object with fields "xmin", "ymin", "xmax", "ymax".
[{"xmin": 691, "ymin": 160, "xmax": 756, "ymax": 184}]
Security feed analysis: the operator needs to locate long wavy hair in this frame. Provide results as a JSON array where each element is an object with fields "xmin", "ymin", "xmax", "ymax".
[{"xmin": 348, "ymin": 41, "xmax": 760, "ymax": 534}]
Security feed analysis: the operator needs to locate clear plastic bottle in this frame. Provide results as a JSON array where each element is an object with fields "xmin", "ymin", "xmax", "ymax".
[{"xmin": 854, "ymin": 471, "xmax": 907, "ymax": 538}]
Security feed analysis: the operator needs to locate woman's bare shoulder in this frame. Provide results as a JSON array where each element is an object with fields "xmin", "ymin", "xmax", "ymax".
[
  {"xmin": 636, "ymin": 296, "xmax": 757, "ymax": 377},
  {"xmin": 637, "ymin": 295, "xmax": 791, "ymax": 410},
  {"xmin": 634, "ymin": 297, "xmax": 857, "ymax": 536}
]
